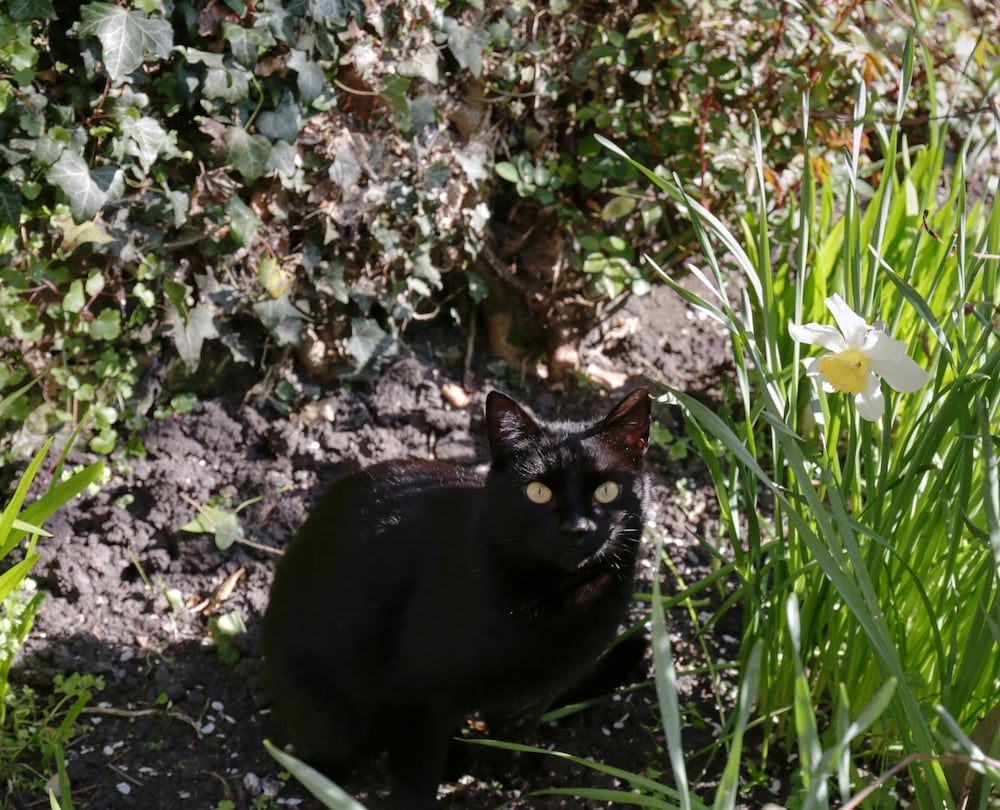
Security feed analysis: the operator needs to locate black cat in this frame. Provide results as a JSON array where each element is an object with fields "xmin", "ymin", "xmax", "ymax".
[{"xmin": 261, "ymin": 388, "xmax": 651, "ymax": 808}]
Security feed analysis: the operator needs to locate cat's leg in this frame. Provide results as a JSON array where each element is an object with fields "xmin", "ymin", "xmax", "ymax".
[
  {"xmin": 384, "ymin": 703, "xmax": 458, "ymax": 810},
  {"xmin": 278, "ymin": 689, "xmax": 370, "ymax": 779}
]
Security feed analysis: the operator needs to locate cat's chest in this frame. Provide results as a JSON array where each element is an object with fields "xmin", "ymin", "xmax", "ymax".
[{"xmin": 395, "ymin": 566, "xmax": 632, "ymax": 685}]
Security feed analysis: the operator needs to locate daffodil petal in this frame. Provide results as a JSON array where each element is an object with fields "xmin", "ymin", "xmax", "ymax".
[
  {"xmin": 802, "ymin": 356, "xmax": 823, "ymax": 377},
  {"xmin": 873, "ymin": 354, "xmax": 929, "ymax": 392},
  {"xmin": 789, "ymin": 322, "xmax": 848, "ymax": 351},
  {"xmin": 864, "ymin": 331, "xmax": 929, "ymax": 393},
  {"xmin": 825, "ymin": 293, "xmax": 869, "ymax": 348},
  {"xmin": 855, "ymin": 374, "xmax": 884, "ymax": 421}
]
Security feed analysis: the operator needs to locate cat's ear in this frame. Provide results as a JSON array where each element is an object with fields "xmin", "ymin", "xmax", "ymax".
[
  {"xmin": 599, "ymin": 388, "xmax": 651, "ymax": 460},
  {"xmin": 486, "ymin": 391, "xmax": 544, "ymax": 465}
]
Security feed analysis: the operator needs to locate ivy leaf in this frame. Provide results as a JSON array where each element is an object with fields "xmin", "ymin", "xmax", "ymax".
[
  {"xmin": 226, "ymin": 126, "xmax": 271, "ymax": 182},
  {"xmin": 345, "ymin": 317, "xmax": 397, "ymax": 369},
  {"xmin": 308, "ymin": 0, "xmax": 362, "ymax": 26},
  {"xmin": 252, "ymin": 295, "xmax": 304, "ymax": 345},
  {"xmin": 265, "ymin": 141, "xmax": 297, "ymax": 176},
  {"xmin": 168, "ymin": 303, "xmax": 219, "ymax": 371},
  {"xmin": 0, "ymin": 182, "xmax": 22, "ymax": 227},
  {"xmin": 52, "ymin": 215, "xmax": 116, "ymax": 251},
  {"xmin": 120, "ymin": 113, "xmax": 181, "ymax": 172},
  {"xmin": 77, "ymin": 3, "xmax": 173, "ymax": 84},
  {"xmin": 163, "ymin": 279, "xmax": 190, "ymax": 324},
  {"xmin": 443, "ymin": 19, "xmax": 487, "ymax": 78},
  {"xmin": 226, "ymin": 195, "xmax": 260, "ymax": 247},
  {"xmin": 203, "ymin": 65, "xmax": 252, "ymax": 102},
  {"xmin": 46, "ymin": 150, "xmax": 123, "ymax": 221},
  {"xmin": 398, "ymin": 44, "xmax": 440, "ymax": 85},
  {"xmin": 257, "ymin": 93, "xmax": 302, "ymax": 144},
  {"xmin": 165, "ymin": 188, "xmax": 190, "ymax": 227},
  {"xmin": 9, "ymin": 0, "xmax": 56, "ymax": 21},
  {"xmin": 181, "ymin": 505, "xmax": 243, "ymax": 550},
  {"xmin": 287, "ymin": 50, "xmax": 326, "ymax": 104},
  {"xmin": 221, "ymin": 21, "xmax": 276, "ymax": 68},
  {"xmin": 257, "ymin": 256, "xmax": 292, "ymax": 298}
]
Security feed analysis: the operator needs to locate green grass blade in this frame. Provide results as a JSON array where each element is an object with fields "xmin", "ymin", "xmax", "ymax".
[
  {"xmin": 3, "ymin": 461, "xmax": 104, "ymax": 556},
  {"xmin": 0, "ymin": 377, "xmax": 37, "ymax": 418},
  {"xmin": 713, "ymin": 640, "xmax": 762, "ymax": 810},
  {"xmin": 787, "ymin": 593, "xmax": 823, "ymax": 804},
  {"xmin": 263, "ymin": 740, "xmax": 369, "ymax": 810},
  {"xmin": 979, "ymin": 396, "xmax": 1000, "ymax": 580},
  {"xmin": 0, "ymin": 555, "xmax": 40, "ymax": 604},
  {"xmin": 652, "ymin": 534, "xmax": 691, "ymax": 810},
  {"xmin": 466, "ymin": 739, "xmax": 708, "ymax": 808},
  {"xmin": 0, "ymin": 438, "xmax": 54, "ymax": 557},
  {"xmin": 533, "ymin": 786, "xmax": 680, "ymax": 808}
]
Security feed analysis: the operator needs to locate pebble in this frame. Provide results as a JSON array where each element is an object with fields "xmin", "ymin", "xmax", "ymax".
[
  {"xmin": 200, "ymin": 722, "xmax": 216, "ymax": 734},
  {"xmin": 116, "ymin": 783, "xmax": 131, "ymax": 795},
  {"xmin": 211, "ymin": 700, "xmax": 224, "ymax": 711}
]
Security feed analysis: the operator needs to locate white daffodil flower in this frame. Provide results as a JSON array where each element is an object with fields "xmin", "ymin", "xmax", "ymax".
[{"xmin": 789, "ymin": 293, "xmax": 929, "ymax": 421}]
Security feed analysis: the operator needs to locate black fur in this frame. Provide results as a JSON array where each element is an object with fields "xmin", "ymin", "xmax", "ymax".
[{"xmin": 261, "ymin": 389, "xmax": 651, "ymax": 808}]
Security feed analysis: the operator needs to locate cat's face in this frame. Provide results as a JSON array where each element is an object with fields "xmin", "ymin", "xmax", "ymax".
[{"xmin": 482, "ymin": 389, "xmax": 650, "ymax": 573}]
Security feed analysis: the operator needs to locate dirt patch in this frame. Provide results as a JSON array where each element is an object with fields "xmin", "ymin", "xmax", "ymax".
[{"xmin": 10, "ymin": 282, "xmax": 746, "ymax": 810}]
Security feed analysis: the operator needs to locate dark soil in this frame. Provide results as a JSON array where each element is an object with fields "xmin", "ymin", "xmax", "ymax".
[{"xmin": 9, "ymin": 281, "xmax": 747, "ymax": 810}]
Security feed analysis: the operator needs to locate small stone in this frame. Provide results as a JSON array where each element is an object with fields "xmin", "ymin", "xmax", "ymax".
[
  {"xmin": 116, "ymin": 783, "xmax": 131, "ymax": 795},
  {"xmin": 441, "ymin": 382, "xmax": 471, "ymax": 409}
]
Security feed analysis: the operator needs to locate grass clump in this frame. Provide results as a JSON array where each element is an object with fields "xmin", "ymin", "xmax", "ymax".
[{"xmin": 594, "ymin": 27, "xmax": 999, "ymax": 809}]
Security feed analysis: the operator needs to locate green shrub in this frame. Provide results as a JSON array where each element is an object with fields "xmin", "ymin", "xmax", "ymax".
[{"xmin": 0, "ymin": 0, "xmax": 494, "ymax": 456}]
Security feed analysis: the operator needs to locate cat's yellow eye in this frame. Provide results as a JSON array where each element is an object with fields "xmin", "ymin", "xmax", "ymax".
[
  {"xmin": 525, "ymin": 481, "xmax": 553, "ymax": 504},
  {"xmin": 594, "ymin": 481, "xmax": 621, "ymax": 504}
]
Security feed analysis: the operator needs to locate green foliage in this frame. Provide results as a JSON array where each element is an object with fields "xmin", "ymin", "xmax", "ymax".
[
  {"xmin": 180, "ymin": 492, "xmax": 266, "ymax": 551},
  {"xmin": 487, "ymin": 0, "xmax": 996, "ymax": 311},
  {"xmin": 0, "ymin": 0, "xmax": 493, "ymax": 457},
  {"xmin": 603, "ymin": 28, "xmax": 999, "ymax": 802},
  {"xmin": 208, "ymin": 610, "xmax": 247, "ymax": 667},
  {"xmin": 2, "ymin": 668, "xmax": 103, "ymax": 802},
  {"xmin": 2, "ymin": 0, "xmax": 993, "ymax": 457},
  {"xmin": 0, "ymin": 434, "xmax": 104, "ymax": 799},
  {"xmin": 264, "ymin": 740, "xmax": 369, "ymax": 810}
]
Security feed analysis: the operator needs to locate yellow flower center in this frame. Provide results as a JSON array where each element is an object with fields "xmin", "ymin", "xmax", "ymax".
[{"xmin": 818, "ymin": 348, "xmax": 869, "ymax": 394}]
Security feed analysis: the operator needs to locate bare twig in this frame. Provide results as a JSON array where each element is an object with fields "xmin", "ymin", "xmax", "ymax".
[
  {"xmin": 82, "ymin": 705, "xmax": 204, "ymax": 739},
  {"xmin": 107, "ymin": 762, "xmax": 143, "ymax": 788}
]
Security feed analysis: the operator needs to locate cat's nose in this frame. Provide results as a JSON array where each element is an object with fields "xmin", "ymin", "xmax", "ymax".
[{"xmin": 562, "ymin": 515, "xmax": 597, "ymax": 543}]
